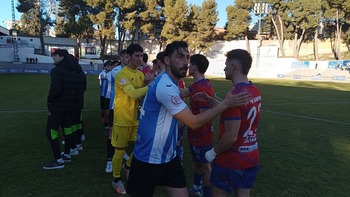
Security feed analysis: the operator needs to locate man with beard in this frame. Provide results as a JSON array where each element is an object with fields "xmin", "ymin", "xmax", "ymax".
[{"xmin": 126, "ymin": 41, "xmax": 251, "ymax": 197}]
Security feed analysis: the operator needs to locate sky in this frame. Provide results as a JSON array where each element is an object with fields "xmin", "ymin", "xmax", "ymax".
[
  {"xmin": 187, "ymin": 0, "xmax": 233, "ymax": 27},
  {"xmin": 0, "ymin": 0, "xmax": 21, "ymax": 28},
  {"xmin": 0, "ymin": 0, "xmax": 232, "ymax": 29}
]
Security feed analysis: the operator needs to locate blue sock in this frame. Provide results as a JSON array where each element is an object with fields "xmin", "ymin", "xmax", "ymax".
[
  {"xmin": 193, "ymin": 173, "xmax": 202, "ymax": 187},
  {"xmin": 203, "ymin": 186, "xmax": 211, "ymax": 197}
]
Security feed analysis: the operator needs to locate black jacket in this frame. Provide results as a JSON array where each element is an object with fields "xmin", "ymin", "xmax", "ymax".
[
  {"xmin": 74, "ymin": 61, "xmax": 87, "ymax": 110},
  {"xmin": 47, "ymin": 57, "xmax": 79, "ymax": 113}
]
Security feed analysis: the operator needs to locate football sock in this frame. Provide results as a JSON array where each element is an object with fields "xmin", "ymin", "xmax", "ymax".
[
  {"xmin": 203, "ymin": 186, "xmax": 211, "ymax": 197},
  {"xmin": 193, "ymin": 172, "xmax": 202, "ymax": 188}
]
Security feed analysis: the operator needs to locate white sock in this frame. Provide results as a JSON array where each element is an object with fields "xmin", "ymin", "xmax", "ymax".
[{"xmin": 193, "ymin": 185, "xmax": 201, "ymax": 190}]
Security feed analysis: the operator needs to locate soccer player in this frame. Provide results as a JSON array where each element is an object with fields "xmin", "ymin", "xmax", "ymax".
[
  {"xmin": 205, "ymin": 49, "xmax": 262, "ymax": 197},
  {"xmin": 99, "ymin": 61, "xmax": 112, "ymax": 134},
  {"xmin": 155, "ymin": 51, "xmax": 187, "ymax": 163},
  {"xmin": 152, "ymin": 59, "xmax": 162, "ymax": 76},
  {"xmin": 70, "ymin": 54, "xmax": 87, "ymax": 155},
  {"xmin": 111, "ymin": 44, "xmax": 153, "ymax": 194},
  {"xmin": 43, "ymin": 49, "xmax": 78, "ymax": 169},
  {"xmin": 180, "ymin": 54, "xmax": 214, "ymax": 197},
  {"xmin": 156, "ymin": 51, "xmax": 166, "ymax": 73},
  {"xmin": 126, "ymin": 41, "xmax": 251, "ymax": 197},
  {"xmin": 105, "ymin": 51, "xmax": 129, "ymax": 173}
]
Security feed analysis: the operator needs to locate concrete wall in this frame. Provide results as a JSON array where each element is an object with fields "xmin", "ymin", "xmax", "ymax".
[{"xmin": 1, "ymin": 36, "xmax": 350, "ymax": 82}]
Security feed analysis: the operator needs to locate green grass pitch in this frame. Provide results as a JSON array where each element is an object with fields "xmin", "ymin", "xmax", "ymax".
[{"xmin": 0, "ymin": 74, "xmax": 349, "ymax": 196}]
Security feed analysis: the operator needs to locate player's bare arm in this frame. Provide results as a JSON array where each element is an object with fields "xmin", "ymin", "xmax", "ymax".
[
  {"xmin": 179, "ymin": 87, "xmax": 190, "ymax": 98},
  {"xmin": 174, "ymin": 93, "xmax": 244, "ymax": 130},
  {"xmin": 192, "ymin": 89, "xmax": 251, "ymax": 108},
  {"xmin": 214, "ymin": 120, "xmax": 240, "ymax": 154}
]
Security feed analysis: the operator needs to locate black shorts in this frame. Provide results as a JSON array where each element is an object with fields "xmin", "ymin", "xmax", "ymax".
[
  {"xmin": 101, "ymin": 97, "xmax": 110, "ymax": 110},
  {"xmin": 126, "ymin": 156, "xmax": 187, "ymax": 197},
  {"xmin": 108, "ymin": 109, "xmax": 114, "ymax": 127},
  {"xmin": 100, "ymin": 96, "xmax": 104, "ymax": 110}
]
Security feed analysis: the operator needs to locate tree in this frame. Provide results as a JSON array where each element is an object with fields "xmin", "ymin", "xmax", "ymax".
[
  {"xmin": 85, "ymin": 0, "xmax": 116, "ymax": 59},
  {"xmin": 55, "ymin": 0, "xmax": 94, "ymax": 57},
  {"xmin": 267, "ymin": 0, "xmax": 288, "ymax": 57},
  {"xmin": 322, "ymin": 0, "xmax": 350, "ymax": 60},
  {"xmin": 184, "ymin": 4, "xmax": 200, "ymax": 52},
  {"xmin": 161, "ymin": 0, "xmax": 188, "ymax": 43},
  {"xmin": 194, "ymin": 0, "xmax": 218, "ymax": 53},
  {"xmin": 225, "ymin": 0, "xmax": 253, "ymax": 53},
  {"xmin": 139, "ymin": 0, "xmax": 160, "ymax": 40},
  {"xmin": 18, "ymin": 8, "xmax": 41, "ymax": 36},
  {"xmin": 116, "ymin": 0, "xmax": 144, "ymax": 44},
  {"xmin": 17, "ymin": 0, "xmax": 55, "ymax": 55},
  {"xmin": 288, "ymin": 0, "xmax": 321, "ymax": 59}
]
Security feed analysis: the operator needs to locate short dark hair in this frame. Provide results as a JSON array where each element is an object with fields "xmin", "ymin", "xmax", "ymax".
[
  {"xmin": 226, "ymin": 49, "xmax": 252, "ymax": 75},
  {"xmin": 119, "ymin": 49, "xmax": 127, "ymax": 56},
  {"xmin": 164, "ymin": 41, "xmax": 188, "ymax": 57},
  {"xmin": 126, "ymin": 44, "xmax": 143, "ymax": 56},
  {"xmin": 143, "ymin": 53, "xmax": 148, "ymax": 63},
  {"xmin": 103, "ymin": 60, "xmax": 112, "ymax": 67},
  {"xmin": 190, "ymin": 54, "xmax": 209, "ymax": 74},
  {"xmin": 53, "ymin": 49, "xmax": 69, "ymax": 58},
  {"xmin": 156, "ymin": 51, "xmax": 165, "ymax": 64},
  {"xmin": 111, "ymin": 60, "xmax": 119, "ymax": 65}
]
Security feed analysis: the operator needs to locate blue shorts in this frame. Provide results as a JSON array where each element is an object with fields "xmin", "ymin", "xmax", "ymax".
[
  {"xmin": 189, "ymin": 144, "xmax": 212, "ymax": 163},
  {"xmin": 210, "ymin": 164, "xmax": 259, "ymax": 194}
]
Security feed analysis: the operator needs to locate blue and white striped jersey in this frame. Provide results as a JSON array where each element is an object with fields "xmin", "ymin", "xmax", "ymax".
[
  {"xmin": 99, "ymin": 70, "xmax": 108, "ymax": 97},
  {"xmin": 107, "ymin": 65, "xmax": 123, "ymax": 109},
  {"xmin": 134, "ymin": 72, "xmax": 187, "ymax": 164}
]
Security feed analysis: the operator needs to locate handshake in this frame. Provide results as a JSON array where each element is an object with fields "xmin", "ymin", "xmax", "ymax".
[{"xmin": 205, "ymin": 148, "xmax": 217, "ymax": 163}]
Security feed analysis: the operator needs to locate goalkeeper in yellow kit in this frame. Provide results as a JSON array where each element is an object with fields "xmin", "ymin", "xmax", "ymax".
[{"xmin": 111, "ymin": 43, "xmax": 153, "ymax": 194}]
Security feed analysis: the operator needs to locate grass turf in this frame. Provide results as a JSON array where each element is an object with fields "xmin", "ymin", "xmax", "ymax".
[{"xmin": 0, "ymin": 74, "xmax": 349, "ymax": 196}]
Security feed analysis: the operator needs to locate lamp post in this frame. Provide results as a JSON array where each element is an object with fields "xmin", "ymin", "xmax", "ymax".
[
  {"xmin": 11, "ymin": 28, "xmax": 19, "ymax": 62},
  {"xmin": 11, "ymin": 0, "xmax": 19, "ymax": 62},
  {"xmin": 253, "ymin": 1, "xmax": 269, "ymax": 68}
]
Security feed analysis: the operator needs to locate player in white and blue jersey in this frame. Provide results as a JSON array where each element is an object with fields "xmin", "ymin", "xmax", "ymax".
[
  {"xmin": 99, "ymin": 61, "xmax": 112, "ymax": 132},
  {"xmin": 126, "ymin": 41, "xmax": 251, "ymax": 197}
]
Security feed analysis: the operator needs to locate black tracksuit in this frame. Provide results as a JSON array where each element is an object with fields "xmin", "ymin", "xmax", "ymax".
[
  {"xmin": 46, "ymin": 57, "xmax": 79, "ymax": 160},
  {"xmin": 71, "ymin": 61, "xmax": 87, "ymax": 148}
]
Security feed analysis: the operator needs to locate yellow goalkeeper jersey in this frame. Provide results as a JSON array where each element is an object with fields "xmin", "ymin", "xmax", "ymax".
[{"xmin": 114, "ymin": 66, "xmax": 148, "ymax": 126}]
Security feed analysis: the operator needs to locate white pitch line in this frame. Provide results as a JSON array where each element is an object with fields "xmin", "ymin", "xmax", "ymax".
[
  {"xmin": 263, "ymin": 101, "xmax": 350, "ymax": 106},
  {"xmin": 214, "ymin": 91, "xmax": 350, "ymax": 106},
  {"xmin": 0, "ymin": 109, "xmax": 99, "ymax": 113},
  {"xmin": 214, "ymin": 90, "xmax": 350, "ymax": 125},
  {"xmin": 264, "ymin": 110, "xmax": 350, "ymax": 125}
]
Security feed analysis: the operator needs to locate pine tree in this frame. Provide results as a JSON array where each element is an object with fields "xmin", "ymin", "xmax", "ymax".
[
  {"xmin": 161, "ymin": 0, "xmax": 188, "ymax": 43},
  {"xmin": 225, "ymin": 0, "xmax": 252, "ymax": 52},
  {"xmin": 17, "ymin": 0, "xmax": 55, "ymax": 55},
  {"xmin": 268, "ymin": 0, "xmax": 288, "ymax": 57},
  {"xmin": 55, "ymin": 0, "xmax": 94, "ymax": 39},
  {"xmin": 185, "ymin": 4, "xmax": 200, "ymax": 52},
  {"xmin": 195, "ymin": 0, "xmax": 218, "ymax": 53},
  {"xmin": 288, "ymin": 0, "xmax": 321, "ymax": 58},
  {"xmin": 85, "ymin": 0, "xmax": 116, "ymax": 59}
]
